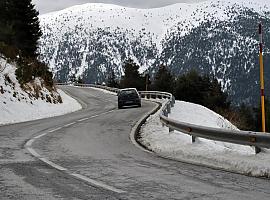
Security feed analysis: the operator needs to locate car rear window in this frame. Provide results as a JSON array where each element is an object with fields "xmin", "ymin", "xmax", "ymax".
[{"xmin": 120, "ymin": 90, "xmax": 137, "ymax": 96}]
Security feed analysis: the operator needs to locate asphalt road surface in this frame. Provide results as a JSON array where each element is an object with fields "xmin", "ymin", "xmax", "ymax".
[{"xmin": 0, "ymin": 86, "xmax": 270, "ymax": 199}]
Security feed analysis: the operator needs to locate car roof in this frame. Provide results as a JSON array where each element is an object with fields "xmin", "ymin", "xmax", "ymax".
[{"xmin": 119, "ymin": 88, "xmax": 138, "ymax": 91}]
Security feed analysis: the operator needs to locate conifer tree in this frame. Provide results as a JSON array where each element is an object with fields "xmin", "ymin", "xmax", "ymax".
[
  {"xmin": 0, "ymin": 0, "xmax": 41, "ymax": 57},
  {"xmin": 237, "ymin": 104, "xmax": 256, "ymax": 131},
  {"xmin": 0, "ymin": 0, "xmax": 18, "ymax": 58},
  {"xmin": 175, "ymin": 70, "xmax": 230, "ymax": 111},
  {"xmin": 152, "ymin": 64, "xmax": 175, "ymax": 93},
  {"xmin": 175, "ymin": 70, "xmax": 203, "ymax": 104},
  {"xmin": 0, "ymin": 0, "xmax": 11, "ymax": 44},
  {"xmin": 0, "ymin": 0, "xmax": 54, "ymax": 86},
  {"xmin": 107, "ymin": 69, "xmax": 119, "ymax": 88},
  {"xmin": 77, "ymin": 76, "xmax": 84, "ymax": 84},
  {"xmin": 120, "ymin": 58, "xmax": 144, "ymax": 90},
  {"xmin": 11, "ymin": 0, "xmax": 42, "ymax": 57}
]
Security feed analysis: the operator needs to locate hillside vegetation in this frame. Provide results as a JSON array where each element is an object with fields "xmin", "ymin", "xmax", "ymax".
[{"xmin": 0, "ymin": 0, "xmax": 59, "ymax": 103}]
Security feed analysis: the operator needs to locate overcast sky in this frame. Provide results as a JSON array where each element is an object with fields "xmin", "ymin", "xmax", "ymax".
[{"xmin": 32, "ymin": 0, "xmax": 205, "ymax": 14}]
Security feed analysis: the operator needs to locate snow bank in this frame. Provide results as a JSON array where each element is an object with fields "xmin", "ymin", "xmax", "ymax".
[
  {"xmin": 140, "ymin": 100, "xmax": 270, "ymax": 177},
  {"xmin": 0, "ymin": 57, "xmax": 82, "ymax": 126}
]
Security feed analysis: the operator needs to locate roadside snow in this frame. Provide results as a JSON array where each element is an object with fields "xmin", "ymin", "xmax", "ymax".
[
  {"xmin": 0, "ymin": 58, "xmax": 82, "ymax": 126},
  {"xmin": 0, "ymin": 88, "xmax": 81, "ymax": 126},
  {"xmin": 140, "ymin": 100, "xmax": 270, "ymax": 177}
]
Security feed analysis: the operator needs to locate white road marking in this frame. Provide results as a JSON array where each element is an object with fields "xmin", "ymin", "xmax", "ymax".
[
  {"xmin": 88, "ymin": 110, "xmax": 115, "ymax": 119},
  {"xmin": 39, "ymin": 158, "xmax": 67, "ymax": 171},
  {"xmin": 26, "ymin": 147, "xmax": 41, "ymax": 158},
  {"xmin": 25, "ymin": 109, "xmax": 126, "ymax": 194},
  {"xmin": 71, "ymin": 173, "xmax": 126, "ymax": 194},
  {"xmin": 63, "ymin": 122, "xmax": 76, "ymax": 127},
  {"xmin": 77, "ymin": 118, "xmax": 89, "ymax": 122},
  {"xmin": 33, "ymin": 133, "xmax": 47, "ymax": 139},
  {"xmin": 48, "ymin": 127, "xmax": 62, "ymax": 133},
  {"xmin": 25, "ymin": 139, "xmax": 34, "ymax": 147}
]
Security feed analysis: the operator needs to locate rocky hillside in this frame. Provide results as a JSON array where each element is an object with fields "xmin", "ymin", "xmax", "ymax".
[{"xmin": 38, "ymin": 0, "xmax": 270, "ymax": 105}]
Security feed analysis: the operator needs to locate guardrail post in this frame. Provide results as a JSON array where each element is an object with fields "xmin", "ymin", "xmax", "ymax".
[
  {"xmin": 192, "ymin": 136, "xmax": 196, "ymax": 143},
  {"xmin": 255, "ymin": 146, "xmax": 261, "ymax": 154},
  {"xmin": 169, "ymin": 127, "xmax": 174, "ymax": 133},
  {"xmin": 170, "ymin": 100, "xmax": 174, "ymax": 107},
  {"xmin": 164, "ymin": 110, "xmax": 168, "ymax": 117},
  {"xmin": 167, "ymin": 104, "xmax": 171, "ymax": 114}
]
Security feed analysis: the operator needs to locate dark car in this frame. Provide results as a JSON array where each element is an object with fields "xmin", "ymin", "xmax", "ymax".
[{"xmin": 118, "ymin": 88, "xmax": 141, "ymax": 109}]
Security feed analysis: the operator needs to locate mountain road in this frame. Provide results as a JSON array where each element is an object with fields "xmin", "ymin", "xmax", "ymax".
[{"xmin": 0, "ymin": 86, "xmax": 270, "ymax": 199}]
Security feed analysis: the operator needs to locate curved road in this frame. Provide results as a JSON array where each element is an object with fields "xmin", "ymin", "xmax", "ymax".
[{"xmin": 0, "ymin": 86, "xmax": 270, "ymax": 199}]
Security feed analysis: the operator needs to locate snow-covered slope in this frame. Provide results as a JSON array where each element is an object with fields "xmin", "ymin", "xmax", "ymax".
[
  {"xmin": 38, "ymin": 0, "xmax": 270, "ymax": 105},
  {"xmin": 0, "ymin": 57, "xmax": 81, "ymax": 125},
  {"xmin": 40, "ymin": 0, "xmax": 268, "ymax": 46}
]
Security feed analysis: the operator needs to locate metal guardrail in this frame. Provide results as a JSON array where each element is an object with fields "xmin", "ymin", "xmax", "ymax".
[
  {"xmin": 160, "ymin": 115, "xmax": 270, "ymax": 149},
  {"xmin": 74, "ymin": 83, "xmax": 119, "ymax": 93},
  {"xmin": 56, "ymin": 83, "xmax": 119, "ymax": 93},
  {"xmin": 156, "ymin": 94, "xmax": 270, "ymax": 153},
  {"xmin": 138, "ymin": 89, "xmax": 270, "ymax": 152},
  {"xmin": 57, "ymin": 83, "xmax": 270, "ymax": 153}
]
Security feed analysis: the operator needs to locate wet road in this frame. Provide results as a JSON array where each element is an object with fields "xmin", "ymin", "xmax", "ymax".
[{"xmin": 0, "ymin": 86, "xmax": 270, "ymax": 199}]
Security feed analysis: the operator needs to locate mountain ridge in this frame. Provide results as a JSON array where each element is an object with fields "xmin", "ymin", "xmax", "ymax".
[{"xmin": 38, "ymin": 0, "xmax": 270, "ymax": 105}]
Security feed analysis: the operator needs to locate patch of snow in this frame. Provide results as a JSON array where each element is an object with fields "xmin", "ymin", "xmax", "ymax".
[{"xmin": 0, "ymin": 89, "xmax": 82, "ymax": 126}]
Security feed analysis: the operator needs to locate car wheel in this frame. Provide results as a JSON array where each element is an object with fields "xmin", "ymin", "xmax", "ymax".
[
  {"xmin": 118, "ymin": 104, "xmax": 122, "ymax": 109},
  {"xmin": 138, "ymin": 103, "xmax": 141, "ymax": 107}
]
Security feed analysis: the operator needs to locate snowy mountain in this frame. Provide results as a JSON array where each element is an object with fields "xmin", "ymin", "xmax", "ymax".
[{"xmin": 38, "ymin": 0, "xmax": 270, "ymax": 105}]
